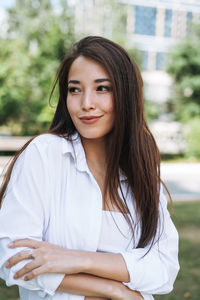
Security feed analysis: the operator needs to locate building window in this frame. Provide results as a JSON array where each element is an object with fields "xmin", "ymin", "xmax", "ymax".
[
  {"xmin": 164, "ymin": 9, "xmax": 172, "ymax": 37},
  {"xmin": 156, "ymin": 52, "xmax": 166, "ymax": 70},
  {"xmin": 186, "ymin": 11, "xmax": 193, "ymax": 34},
  {"xmin": 141, "ymin": 50, "xmax": 148, "ymax": 70},
  {"xmin": 134, "ymin": 6, "xmax": 157, "ymax": 36}
]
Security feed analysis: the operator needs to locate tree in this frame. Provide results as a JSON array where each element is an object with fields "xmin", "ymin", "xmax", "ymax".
[
  {"xmin": 0, "ymin": 0, "xmax": 143, "ymax": 135},
  {"xmin": 0, "ymin": 0, "xmax": 75, "ymax": 135},
  {"xmin": 166, "ymin": 22, "xmax": 200, "ymax": 158},
  {"xmin": 167, "ymin": 22, "xmax": 200, "ymax": 122}
]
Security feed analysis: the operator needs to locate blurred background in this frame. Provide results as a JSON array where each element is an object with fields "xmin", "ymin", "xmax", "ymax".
[{"xmin": 0, "ymin": 0, "xmax": 200, "ymax": 299}]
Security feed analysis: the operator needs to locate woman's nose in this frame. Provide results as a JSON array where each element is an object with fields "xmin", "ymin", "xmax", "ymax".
[{"xmin": 81, "ymin": 90, "xmax": 96, "ymax": 110}]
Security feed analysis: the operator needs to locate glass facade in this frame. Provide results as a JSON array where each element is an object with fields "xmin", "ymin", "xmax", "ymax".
[
  {"xmin": 141, "ymin": 50, "xmax": 148, "ymax": 70},
  {"xmin": 186, "ymin": 11, "xmax": 193, "ymax": 34},
  {"xmin": 156, "ymin": 52, "xmax": 166, "ymax": 70},
  {"xmin": 134, "ymin": 6, "xmax": 157, "ymax": 36},
  {"xmin": 131, "ymin": 3, "xmax": 200, "ymax": 71},
  {"xmin": 164, "ymin": 9, "xmax": 172, "ymax": 37}
]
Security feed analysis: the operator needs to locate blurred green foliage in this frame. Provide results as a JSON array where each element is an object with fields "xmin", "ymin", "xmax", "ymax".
[
  {"xmin": 0, "ymin": 0, "xmax": 143, "ymax": 136},
  {"xmin": 144, "ymin": 100, "xmax": 162, "ymax": 123},
  {"xmin": 155, "ymin": 201, "xmax": 200, "ymax": 300},
  {"xmin": 0, "ymin": 0, "xmax": 75, "ymax": 135},
  {"xmin": 166, "ymin": 22, "xmax": 200, "ymax": 158},
  {"xmin": 185, "ymin": 118, "xmax": 200, "ymax": 159},
  {"xmin": 167, "ymin": 23, "xmax": 200, "ymax": 122}
]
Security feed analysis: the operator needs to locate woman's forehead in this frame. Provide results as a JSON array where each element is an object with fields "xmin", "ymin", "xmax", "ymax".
[{"xmin": 68, "ymin": 56, "xmax": 110, "ymax": 81}]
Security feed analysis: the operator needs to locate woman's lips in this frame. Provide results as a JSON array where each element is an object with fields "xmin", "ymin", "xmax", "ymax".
[{"xmin": 80, "ymin": 116, "xmax": 102, "ymax": 124}]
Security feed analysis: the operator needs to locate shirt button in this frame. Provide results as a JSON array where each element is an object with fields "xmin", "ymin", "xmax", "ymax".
[{"xmin": 37, "ymin": 290, "xmax": 47, "ymax": 298}]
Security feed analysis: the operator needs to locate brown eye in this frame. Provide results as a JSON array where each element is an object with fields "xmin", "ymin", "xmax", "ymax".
[
  {"xmin": 97, "ymin": 85, "xmax": 112, "ymax": 92},
  {"xmin": 68, "ymin": 87, "xmax": 80, "ymax": 93}
]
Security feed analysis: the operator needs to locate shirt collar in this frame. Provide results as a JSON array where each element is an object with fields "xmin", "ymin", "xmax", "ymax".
[
  {"xmin": 62, "ymin": 131, "xmax": 127, "ymax": 181},
  {"xmin": 62, "ymin": 131, "xmax": 88, "ymax": 172}
]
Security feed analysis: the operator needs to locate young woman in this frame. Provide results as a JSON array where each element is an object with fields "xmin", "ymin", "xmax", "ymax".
[{"xmin": 0, "ymin": 36, "xmax": 179, "ymax": 300}]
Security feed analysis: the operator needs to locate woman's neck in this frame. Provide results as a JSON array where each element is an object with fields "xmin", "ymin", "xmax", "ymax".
[{"xmin": 80, "ymin": 136, "xmax": 107, "ymax": 171}]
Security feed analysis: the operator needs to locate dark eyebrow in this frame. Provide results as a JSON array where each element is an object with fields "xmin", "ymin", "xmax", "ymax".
[
  {"xmin": 94, "ymin": 78, "xmax": 111, "ymax": 83},
  {"xmin": 68, "ymin": 80, "xmax": 80, "ymax": 84},
  {"xmin": 68, "ymin": 78, "xmax": 111, "ymax": 85}
]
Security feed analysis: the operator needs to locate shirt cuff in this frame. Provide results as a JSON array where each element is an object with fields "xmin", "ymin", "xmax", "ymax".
[
  {"xmin": 37, "ymin": 273, "xmax": 65, "ymax": 297},
  {"xmin": 119, "ymin": 249, "xmax": 169, "ymax": 293},
  {"xmin": 2, "ymin": 258, "xmax": 65, "ymax": 298},
  {"xmin": 140, "ymin": 292, "xmax": 154, "ymax": 300},
  {"xmin": 119, "ymin": 250, "xmax": 141, "ymax": 290}
]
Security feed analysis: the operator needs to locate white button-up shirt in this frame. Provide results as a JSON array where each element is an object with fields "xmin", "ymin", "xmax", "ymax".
[{"xmin": 0, "ymin": 133, "xmax": 180, "ymax": 300}]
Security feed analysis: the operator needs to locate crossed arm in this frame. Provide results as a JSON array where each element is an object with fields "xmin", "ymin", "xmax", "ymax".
[
  {"xmin": 5, "ymin": 239, "xmax": 143, "ymax": 300},
  {"xmin": 57, "ymin": 251, "xmax": 142, "ymax": 299},
  {"xmin": 58, "ymin": 272, "xmax": 142, "ymax": 299}
]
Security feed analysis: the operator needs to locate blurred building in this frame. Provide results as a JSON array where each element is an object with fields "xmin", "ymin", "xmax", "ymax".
[
  {"xmin": 127, "ymin": 0, "xmax": 200, "ymax": 71},
  {"xmin": 72, "ymin": 0, "xmax": 200, "ymax": 103},
  {"xmin": 1, "ymin": 0, "xmax": 200, "ymax": 103},
  {"xmin": 70, "ymin": 0, "xmax": 200, "ymax": 154},
  {"xmin": 125, "ymin": 0, "xmax": 200, "ymax": 102}
]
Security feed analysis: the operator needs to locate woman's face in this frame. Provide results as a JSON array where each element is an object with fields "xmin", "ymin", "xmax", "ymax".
[{"xmin": 67, "ymin": 56, "xmax": 114, "ymax": 140}]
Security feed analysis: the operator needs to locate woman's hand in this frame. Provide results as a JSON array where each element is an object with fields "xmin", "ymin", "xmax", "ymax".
[{"xmin": 5, "ymin": 238, "xmax": 86, "ymax": 281}]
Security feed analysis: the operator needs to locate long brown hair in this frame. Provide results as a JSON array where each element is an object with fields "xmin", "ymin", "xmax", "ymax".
[{"xmin": 0, "ymin": 36, "xmax": 171, "ymax": 250}]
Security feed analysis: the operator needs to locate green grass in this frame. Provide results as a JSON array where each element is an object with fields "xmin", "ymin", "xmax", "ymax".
[
  {"xmin": 155, "ymin": 201, "xmax": 200, "ymax": 300},
  {"xmin": 0, "ymin": 202, "xmax": 199, "ymax": 300},
  {"xmin": 0, "ymin": 280, "xmax": 19, "ymax": 300}
]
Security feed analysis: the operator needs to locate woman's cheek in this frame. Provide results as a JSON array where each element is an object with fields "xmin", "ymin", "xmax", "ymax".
[
  {"xmin": 67, "ymin": 98, "xmax": 78, "ymax": 117},
  {"xmin": 102, "ymin": 97, "xmax": 114, "ymax": 113}
]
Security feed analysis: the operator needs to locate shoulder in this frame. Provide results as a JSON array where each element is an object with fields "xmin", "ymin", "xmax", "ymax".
[
  {"xmin": 13, "ymin": 133, "xmax": 77, "ymax": 178},
  {"xmin": 26, "ymin": 133, "xmax": 72, "ymax": 158},
  {"xmin": 158, "ymin": 183, "xmax": 171, "ymax": 229},
  {"xmin": 159, "ymin": 183, "xmax": 168, "ymax": 210},
  {"xmin": 31, "ymin": 133, "xmax": 63, "ymax": 150},
  {"xmin": 15, "ymin": 134, "xmax": 67, "ymax": 170}
]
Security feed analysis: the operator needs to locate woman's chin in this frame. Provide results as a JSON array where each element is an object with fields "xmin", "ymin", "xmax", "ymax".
[{"xmin": 78, "ymin": 130, "xmax": 109, "ymax": 141}]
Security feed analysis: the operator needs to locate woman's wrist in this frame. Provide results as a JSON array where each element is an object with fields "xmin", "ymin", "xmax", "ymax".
[
  {"xmin": 122, "ymin": 288, "xmax": 144, "ymax": 300},
  {"xmin": 108, "ymin": 280, "xmax": 125, "ymax": 300},
  {"xmin": 112, "ymin": 282, "xmax": 144, "ymax": 300}
]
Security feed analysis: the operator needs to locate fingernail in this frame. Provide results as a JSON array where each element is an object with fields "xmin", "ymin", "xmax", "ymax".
[
  {"xmin": 5, "ymin": 262, "xmax": 10, "ymax": 268},
  {"xmin": 24, "ymin": 276, "xmax": 28, "ymax": 281},
  {"xmin": 8, "ymin": 242, "xmax": 14, "ymax": 248},
  {"xmin": 14, "ymin": 274, "xmax": 18, "ymax": 279}
]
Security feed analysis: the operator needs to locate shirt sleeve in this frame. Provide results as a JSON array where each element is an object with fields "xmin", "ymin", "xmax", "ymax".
[
  {"xmin": 118, "ymin": 185, "xmax": 180, "ymax": 295},
  {"xmin": 140, "ymin": 293, "xmax": 154, "ymax": 300},
  {"xmin": 0, "ymin": 139, "xmax": 65, "ymax": 298}
]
